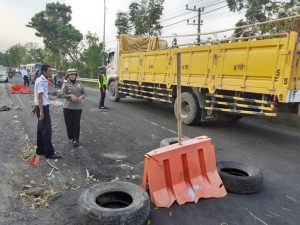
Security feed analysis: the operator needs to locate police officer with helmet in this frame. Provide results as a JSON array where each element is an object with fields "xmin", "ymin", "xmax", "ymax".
[{"xmin": 62, "ymin": 68, "xmax": 86, "ymax": 147}]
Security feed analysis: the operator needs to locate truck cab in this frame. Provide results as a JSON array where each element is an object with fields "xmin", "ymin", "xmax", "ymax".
[{"xmin": 106, "ymin": 47, "xmax": 121, "ymax": 102}]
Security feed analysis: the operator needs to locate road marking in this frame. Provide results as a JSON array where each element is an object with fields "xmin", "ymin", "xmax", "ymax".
[
  {"xmin": 144, "ymin": 119, "xmax": 177, "ymax": 135},
  {"xmin": 14, "ymin": 94, "xmax": 25, "ymax": 108},
  {"xmin": 266, "ymin": 210, "xmax": 280, "ymax": 217},
  {"xmin": 245, "ymin": 208, "xmax": 268, "ymax": 225},
  {"xmin": 286, "ymin": 195, "xmax": 298, "ymax": 202},
  {"xmin": 144, "ymin": 118, "xmax": 190, "ymax": 138}
]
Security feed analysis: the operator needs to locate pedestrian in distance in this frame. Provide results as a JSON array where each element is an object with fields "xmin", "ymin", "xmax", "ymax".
[
  {"xmin": 33, "ymin": 64, "xmax": 62, "ymax": 159},
  {"xmin": 98, "ymin": 66, "xmax": 108, "ymax": 109},
  {"xmin": 21, "ymin": 66, "xmax": 29, "ymax": 86},
  {"xmin": 62, "ymin": 68, "xmax": 86, "ymax": 148}
]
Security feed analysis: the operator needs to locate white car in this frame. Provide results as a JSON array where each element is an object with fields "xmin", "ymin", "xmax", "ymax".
[{"xmin": 0, "ymin": 66, "xmax": 8, "ymax": 83}]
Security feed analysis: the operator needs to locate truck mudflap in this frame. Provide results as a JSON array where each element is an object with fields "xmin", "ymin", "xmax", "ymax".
[{"xmin": 205, "ymin": 93, "xmax": 277, "ymax": 117}]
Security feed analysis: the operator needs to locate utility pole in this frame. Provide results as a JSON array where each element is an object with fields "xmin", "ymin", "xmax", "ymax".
[
  {"xmin": 186, "ymin": 4, "xmax": 204, "ymax": 43},
  {"xmin": 102, "ymin": 0, "xmax": 106, "ymax": 66}
]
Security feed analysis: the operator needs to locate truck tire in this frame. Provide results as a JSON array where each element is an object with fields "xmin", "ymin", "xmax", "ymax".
[
  {"xmin": 78, "ymin": 181, "xmax": 150, "ymax": 225},
  {"xmin": 108, "ymin": 81, "xmax": 120, "ymax": 102},
  {"xmin": 174, "ymin": 92, "xmax": 199, "ymax": 125},
  {"xmin": 217, "ymin": 161, "xmax": 263, "ymax": 194},
  {"xmin": 160, "ymin": 137, "xmax": 190, "ymax": 147}
]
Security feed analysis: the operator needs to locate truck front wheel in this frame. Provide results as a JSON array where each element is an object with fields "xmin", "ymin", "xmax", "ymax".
[
  {"xmin": 174, "ymin": 92, "xmax": 199, "ymax": 125},
  {"xmin": 108, "ymin": 81, "xmax": 120, "ymax": 102}
]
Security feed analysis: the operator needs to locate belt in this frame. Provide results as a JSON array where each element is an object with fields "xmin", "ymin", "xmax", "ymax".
[{"xmin": 35, "ymin": 105, "xmax": 49, "ymax": 107}]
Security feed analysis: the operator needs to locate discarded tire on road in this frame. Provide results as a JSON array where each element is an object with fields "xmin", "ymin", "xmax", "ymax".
[
  {"xmin": 78, "ymin": 181, "xmax": 150, "ymax": 225},
  {"xmin": 217, "ymin": 161, "xmax": 263, "ymax": 194},
  {"xmin": 160, "ymin": 137, "xmax": 190, "ymax": 147}
]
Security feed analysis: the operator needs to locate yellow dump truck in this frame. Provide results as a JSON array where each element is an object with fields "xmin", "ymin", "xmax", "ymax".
[{"xmin": 106, "ymin": 32, "xmax": 300, "ymax": 125}]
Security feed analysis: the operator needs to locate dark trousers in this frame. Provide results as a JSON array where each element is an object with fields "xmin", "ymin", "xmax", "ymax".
[
  {"xmin": 35, "ymin": 105, "xmax": 55, "ymax": 157},
  {"xmin": 63, "ymin": 108, "xmax": 82, "ymax": 141},
  {"xmin": 99, "ymin": 87, "xmax": 106, "ymax": 107},
  {"xmin": 23, "ymin": 76, "xmax": 29, "ymax": 86}
]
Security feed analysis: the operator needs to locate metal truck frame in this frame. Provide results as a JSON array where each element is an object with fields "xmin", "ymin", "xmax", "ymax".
[{"xmin": 106, "ymin": 32, "xmax": 300, "ymax": 125}]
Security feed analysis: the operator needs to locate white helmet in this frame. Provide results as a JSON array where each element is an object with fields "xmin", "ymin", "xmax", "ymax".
[{"xmin": 67, "ymin": 68, "xmax": 77, "ymax": 75}]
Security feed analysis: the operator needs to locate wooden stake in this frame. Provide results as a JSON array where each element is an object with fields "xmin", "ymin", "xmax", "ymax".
[{"xmin": 176, "ymin": 53, "xmax": 182, "ymax": 145}]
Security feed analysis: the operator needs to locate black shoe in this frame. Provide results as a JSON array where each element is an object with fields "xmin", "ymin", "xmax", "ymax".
[
  {"xmin": 73, "ymin": 141, "xmax": 79, "ymax": 148},
  {"xmin": 36, "ymin": 148, "xmax": 44, "ymax": 155},
  {"xmin": 100, "ymin": 106, "xmax": 108, "ymax": 109},
  {"xmin": 46, "ymin": 151, "xmax": 62, "ymax": 159},
  {"xmin": 70, "ymin": 140, "xmax": 75, "ymax": 144}
]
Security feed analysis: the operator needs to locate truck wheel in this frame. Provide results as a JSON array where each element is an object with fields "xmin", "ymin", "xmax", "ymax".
[
  {"xmin": 109, "ymin": 81, "xmax": 120, "ymax": 102},
  {"xmin": 217, "ymin": 161, "xmax": 263, "ymax": 194},
  {"xmin": 174, "ymin": 92, "xmax": 199, "ymax": 125},
  {"xmin": 78, "ymin": 181, "xmax": 150, "ymax": 225}
]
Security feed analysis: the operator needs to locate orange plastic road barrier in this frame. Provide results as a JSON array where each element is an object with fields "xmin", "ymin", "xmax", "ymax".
[
  {"xmin": 9, "ymin": 84, "xmax": 32, "ymax": 94},
  {"xmin": 141, "ymin": 136, "xmax": 227, "ymax": 208}
]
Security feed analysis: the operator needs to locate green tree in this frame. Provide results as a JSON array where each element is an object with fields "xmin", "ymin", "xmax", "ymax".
[
  {"xmin": 24, "ymin": 42, "xmax": 43, "ymax": 63},
  {"xmin": 226, "ymin": 0, "xmax": 300, "ymax": 37},
  {"xmin": 81, "ymin": 32, "xmax": 103, "ymax": 78},
  {"xmin": 115, "ymin": 12, "xmax": 131, "ymax": 34},
  {"xmin": 0, "ymin": 52, "xmax": 6, "ymax": 65},
  {"xmin": 27, "ymin": 2, "xmax": 83, "ymax": 65},
  {"xmin": 5, "ymin": 44, "xmax": 27, "ymax": 67},
  {"xmin": 115, "ymin": 0, "xmax": 164, "ymax": 36}
]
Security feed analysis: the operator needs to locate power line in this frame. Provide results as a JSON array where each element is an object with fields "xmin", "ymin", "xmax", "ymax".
[
  {"xmin": 160, "ymin": 0, "xmax": 226, "ymax": 23},
  {"xmin": 162, "ymin": 5, "xmax": 228, "ymax": 29},
  {"xmin": 160, "ymin": 10, "xmax": 194, "ymax": 23},
  {"xmin": 161, "ymin": 0, "xmax": 217, "ymax": 18}
]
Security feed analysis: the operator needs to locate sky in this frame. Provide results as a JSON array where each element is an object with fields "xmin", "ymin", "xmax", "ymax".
[{"xmin": 0, "ymin": 0, "xmax": 245, "ymax": 52}]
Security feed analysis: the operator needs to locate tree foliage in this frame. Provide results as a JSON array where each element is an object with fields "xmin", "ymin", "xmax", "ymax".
[
  {"xmin": 81, "ymin": 32, "xmax": 103, "ymax": 78},
  {"xmin": 27, "ymin": 2, "xmax": 83, "ymax": 63},
  {"xmin": 5, "ymin": 44, "xmax": 27, "ymax": 67},
  {"xmin": 115, "ymin": 0, "xmax": 164, "ymax": 36},
  {"xmin": 226, "ymin": 0, "xmax": 300, "ymax": 37},
  {"xmin": 115, "ymin": 12, "xmax": 131, "ymax": 35}
]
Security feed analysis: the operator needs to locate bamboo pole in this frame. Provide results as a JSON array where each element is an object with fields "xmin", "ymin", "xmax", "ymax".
[{"xmin": 176, "ymin": 53, "xmax": 182, "ymax": 145}]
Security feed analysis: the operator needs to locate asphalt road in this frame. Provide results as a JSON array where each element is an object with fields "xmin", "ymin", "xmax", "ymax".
[{"xmin": 0, "ymin": 75, "xmax": 299, "ymax": 225}]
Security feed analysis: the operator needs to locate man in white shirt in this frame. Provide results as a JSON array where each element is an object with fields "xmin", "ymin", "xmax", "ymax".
[
  {"xmin": 21, "ymin": 66, "xmax": 29, "ymax": 86},
  {"xmin": 34, "ymin": 64, "xmax": 62, "ymax": 159}
]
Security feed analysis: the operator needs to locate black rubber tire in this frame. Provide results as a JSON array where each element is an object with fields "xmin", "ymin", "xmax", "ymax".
[
  {"xmin": 174, "ymin": 92, "xmax": 199, "ymax": 125},
  {"xmin": 108, "ymin": 81, "xmax": 120, "ymax": 102},
  {"xmin": 217, "ymin": 161, "xmax": 263, "ymax": 194},
  {"xmin": 78, "ymin": 181, "xmax": 150, "ymax": 225},
  {"xmin": 160, "ymin": 137, "xmax": 190, "ymax": 147}
]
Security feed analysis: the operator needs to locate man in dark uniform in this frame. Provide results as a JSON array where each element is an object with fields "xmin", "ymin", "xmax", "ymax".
[
  {"xmin": 34, "ymin": 64, "xmax": 62, "ymax": 159},
  {"xmin": 98, "ymin": 66, "xmax": 108, "ymax": 109}
]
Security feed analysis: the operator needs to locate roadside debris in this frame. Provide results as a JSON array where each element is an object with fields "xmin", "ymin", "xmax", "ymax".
[
  {"xmin": 0, "ymin": 106, "xmax": 11, "ymax": 111},
  {"xmin": 53, "ymin": 118, "xmax": 61, "ymax": 129},
  {"xmin": 26, "ymin": 187, "xmax": 44, "ymax": 197},
  {"xmin": 18, "ymin": 186, "xmax": 58, "ymax": 209},
  {"xmin": 23, "ymin": 149, "xmax": 41, "ymax": 167},
  {"xmin": 46, "ymin": 159, "xmax": 59, "ymax": 171},
  {"xmin": 111, "ymin": 177, "xmax": 119, "ymax": 182},
  {"xmin": 47, "ymin": 168, "xmax": 55, "ymax": 177}
]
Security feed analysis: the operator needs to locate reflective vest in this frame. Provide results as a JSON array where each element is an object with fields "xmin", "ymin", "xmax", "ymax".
[{"xmin": 98, "ymin": 74, "xmax": 108, "ymax": 88}]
